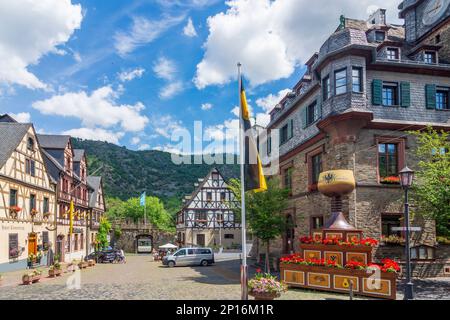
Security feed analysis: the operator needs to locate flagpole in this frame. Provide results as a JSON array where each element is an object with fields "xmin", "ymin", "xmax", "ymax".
[{"xmin": 238, "ymin": 62, "xmax": 248, "ymax": 301}]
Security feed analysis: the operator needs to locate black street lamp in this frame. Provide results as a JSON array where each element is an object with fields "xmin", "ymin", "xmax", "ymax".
[{"xmin": 399, "ymin": 166, "xmax": 415, "ymax": 300}]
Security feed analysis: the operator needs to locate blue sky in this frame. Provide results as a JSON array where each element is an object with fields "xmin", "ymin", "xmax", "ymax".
[{"xmin": 0, "ymin": 0, "xmax": 401, "ymax": 153}]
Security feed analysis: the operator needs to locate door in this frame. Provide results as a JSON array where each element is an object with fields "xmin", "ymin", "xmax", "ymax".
[
  {"xmin": 196, "ymin": 234, "xmax": 205, "ymax": 247},
  {"xmin": 283, "ymin": 214, "xmax": 295, "ymax": 254},
  {"xmin": 28, "ymin": 233, "xmax": 37, "ymax": 256},
  {"xmin": 56, "ymin": 235, "xmax": 65, "ymax": 262},
  {"xmin": 173, "ymin": 249, "xmax": 187, "ymax": 266},
  {"xmin": 186, "ymin": 248, "xmax": 198, "ymax": 265}
]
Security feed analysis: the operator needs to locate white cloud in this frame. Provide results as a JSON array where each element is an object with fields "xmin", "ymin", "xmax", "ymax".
[
  {"xmin": 194, "ymin": 0, "xmax": 401, "ymax": 89},
  {"xmin": 256, "ymin": 88, "xmax": 291, "ymax": 112},
  {"xmin": 118, "ymin": 68, "xmax": 145, "ymax": 82},
  {"xmin": 63, "ymin": 128, "xmax": 124, "ymax": 144},
  {"xmin": 137, "ymin": 144, "xmax": 150, "ymax": 151},
  {"xmin": 114, "ymin": 15, "xmax": 185, "ymax": 57},
  {"xmin": 153, "ymin": 57, "xmax": 177, "ymax": 81},
  {"xmin": 255, "ymin": 113, "xmax": 271, "ymax": 127},
  {"xmin": 159, "ymin": 81, "xmax": 184, "ymax": 99},
  {"xmin": 32, "ymin": 86, "xmax": 149, "ymax": 132},
  {"xmin": 183, "ymin": 18, "xmax": 198, "ymax": 37},
  {"xmin": 131, "ymin": 136, "xmax": 141, "ymax": 145},
  {"xmin": 201, "ymin": 103, "xmax": 213, "ymax": 111},
  {"xmin": 0, "ymin": 0, "xmax": 82, "ymax": 90},
  {"xmin": 150, "ymin": 115, "xmax": 186, "ymax": 139},
  {"xmin": 9, "ymin": 112, "xmax": 31, "ymax": 123},
  {"xmin": 155, "ymin": 0, "xmax": 221, "ymax": 8},
  {"xmin": 73, "ymin": 51, "xmax": 82, "ymax": 63}
]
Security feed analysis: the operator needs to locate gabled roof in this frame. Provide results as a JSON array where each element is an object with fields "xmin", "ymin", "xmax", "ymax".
[
  {"xmin": 0, "ymin": 123, "xmax": 31, "ymax": 169},
  {"xmin": 37, "ymin": 134, "xmax": 71, "ymax": 150},
  {"xmin": 0, "ymin": 114, "xmax": 19, "ymax": 123},
  {"xmin": 87, "ymin": 176, "xmax": 104, "ymax": 209},
  {"xmin": 73, "ymin": 149, "xmax": 85, "ymax": 162},
  {"xmin": 40, "ymin": 149, "xmax": 64, "ymax": 183}
]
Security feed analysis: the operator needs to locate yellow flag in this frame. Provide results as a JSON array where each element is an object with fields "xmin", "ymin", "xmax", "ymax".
[{"xmin": 69, "ymin": 200, "xmax": 74, "ymax": 235}]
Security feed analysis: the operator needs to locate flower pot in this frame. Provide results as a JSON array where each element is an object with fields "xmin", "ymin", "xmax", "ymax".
[
  {"xmin": 249, "ymin": 292, "xmax": 280, "ymax": 301},
  {"xmin": 22, "ymin": 274, "xmax": 41, "ymax": 285},
  {"xmin": 48, "ymin": 269, "xmax": 62, "ymax": 277}
]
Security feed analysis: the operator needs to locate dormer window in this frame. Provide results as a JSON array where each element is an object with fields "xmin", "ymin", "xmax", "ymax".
[
  {"xmin": 424, "ymin": 51, "xmax": 437, "ymax": 64},
  {"xmin": 27, "ymin": 137, "xmax": 34, "ymax": 151},
  {"xmin": 375, "ymin": 31, "xmax": 385, "ymax": 42},
  {"xmin": 386, "ymin": 48, "xmax": 399, "ymax": 60}
]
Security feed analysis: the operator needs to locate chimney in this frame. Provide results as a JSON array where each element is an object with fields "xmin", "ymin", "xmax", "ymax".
[{"xmin": 368, "ymin": 8, "xmax": 387, "ymax": 25}]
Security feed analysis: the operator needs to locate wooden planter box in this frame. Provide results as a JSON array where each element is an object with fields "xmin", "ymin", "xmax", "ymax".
[
  {"xmin": 280, "ymin": 263, "xmax": 397, "ymax": 300},
  {"xmin": 78, "ymin": 261, "xmax": 88, "ymax": 269},
  {"xmin": 22, "ymin": 274, "xmax": 41, "ymax": 285},
  {"xmin": 48, "ymin": 269, "xmax": 62, "ymax": 277},
  {"xmin": 299, "ymin": 244, "xmax": 373, "ymax": 266}
]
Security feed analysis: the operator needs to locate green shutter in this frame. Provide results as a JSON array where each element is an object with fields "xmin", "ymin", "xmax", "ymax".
[
  {"xmin": 400, "ymin": 82, "xmax": 411, "ymax": 107},
  {"xmin": 425, "ymin": 84, "xmax": 436, "ymax": 109},
  {"xmin": 301, "ymin": 107, "xmax": 308, "ymax": 129},
  {"xmin": 372, "ymin": 79, "xmax": 383, "ymax": 105}
]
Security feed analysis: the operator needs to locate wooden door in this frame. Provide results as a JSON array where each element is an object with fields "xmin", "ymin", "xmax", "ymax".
[
  {"xmin": 28, "ymin": 233, "xmax": 37, "ymax": 255},
  {"xmin": 196, "ymin": 234, "xmax": 205, "ymax": 247}
]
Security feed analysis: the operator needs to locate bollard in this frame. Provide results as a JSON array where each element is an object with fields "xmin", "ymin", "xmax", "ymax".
[{"xmin": 349, "ymin": 281, "xmax": 354, "ymax": 300}]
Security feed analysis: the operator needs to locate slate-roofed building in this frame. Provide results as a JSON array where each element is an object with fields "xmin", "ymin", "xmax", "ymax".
[
  {"xmin": 0, "ymin": 121, "xmax": 56, "ymax": 271},
  {"xmin": 37, "ymin": 134, "xmax": 92, "ymax": 262},
  {"xmin": 260, "ymin": 1, "xmax": 450, "ymax": 268},
  {"xmin": 87, "ymin": 176, "xmax": 106, "ymax": 253}
]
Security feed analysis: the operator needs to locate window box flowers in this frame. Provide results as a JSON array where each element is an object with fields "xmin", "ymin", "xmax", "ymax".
[
  {"xmin": 9, "ymin": 206, "xmax": 21, "ymax": 219},
  {"xmin": 30, "ymin": 208, "xmax": 39, "ymax": 218},
  {"xmin": 248, "ymin": 270, "xmax": 287, "ymax": 300},
  {"xmin": 380, "ymin": 176, "xmax": 400, "ymax": 185},
  {"xmin": 22, "ymin": 269, "xmax": 42, "ymax": 285},
  {"xmin": 381, "ymin": 235, "xmax": 406, "ymax": 246},
  {"xmin": 299, "ymin": 236, "xmax": 378, "ymax": 247}
]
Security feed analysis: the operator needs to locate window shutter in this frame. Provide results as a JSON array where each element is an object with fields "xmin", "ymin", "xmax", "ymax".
[
  {"xmin": 425, "ymin": 84, "xmax": 436, "ymax": 109},
  {"xmin": 301, "ymin": 107, "xmax": 308, "ymax": 129},
  {"xmin": 317, "ymin": 101, "xmax": 322, "ymax": 119},
  {"xmin": 372, "ymin": 79, "xmax": 383, "ymax": 105},
  {"xmin": 288, "ymin": 119, "xmax": 294, "ymax": 139},
  {"xmin": 400, "ymin": 82, "xmax": 411, "ymax": 107}
]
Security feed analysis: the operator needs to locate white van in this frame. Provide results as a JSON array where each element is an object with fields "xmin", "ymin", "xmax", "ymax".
[{"xmin": 162, "ymin": 248, "xmax": 215, "ymax": 267}]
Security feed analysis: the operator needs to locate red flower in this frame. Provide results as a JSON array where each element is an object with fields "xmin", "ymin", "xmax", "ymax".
[
  {"xmin": 360, "ymin": 238, "xmax": 378, "ymax": 247},
  {"xmin": 345, "ymin": 261, "xmax": 367, "ymax": 270},
  {"xmin": 256, "ymin": 268, "xmax": 262, "ymax": 273}
]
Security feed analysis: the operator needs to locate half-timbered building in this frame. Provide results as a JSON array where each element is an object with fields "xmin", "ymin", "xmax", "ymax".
[
  {"xmin": 87, "ymin": 176, "xmax": 106, "ymax": 253},
  {"xmin": 176, "ymin": 168, "xmax": 241, "ymax": 248},
  {"xmin": 37, "ymin": 135, "xmax": 91, "ymax": 262},
  {"xmin": 0, "ymin": 122, "xmax": 56, "ymax": 271}
]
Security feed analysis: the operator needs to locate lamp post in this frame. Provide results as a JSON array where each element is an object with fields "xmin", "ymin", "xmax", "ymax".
[{"xmin": 399, "ymin": 166, "xmax": 415, "ymax": 300}]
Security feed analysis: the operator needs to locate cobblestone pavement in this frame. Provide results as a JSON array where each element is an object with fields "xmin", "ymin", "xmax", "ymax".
[{"xmin": 0, "ymin": 255, "xmax": 448, "ymax": 300}]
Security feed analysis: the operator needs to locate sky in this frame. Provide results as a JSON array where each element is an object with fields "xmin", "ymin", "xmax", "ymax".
[{"xmin": 0, "ymin": 0, "xmax": 403, "ymax": 154}]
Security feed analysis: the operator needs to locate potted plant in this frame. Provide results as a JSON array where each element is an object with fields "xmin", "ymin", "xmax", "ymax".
[
  {"xmin": 248, "ymin": 270, "xmax": 287, "ymax": 300},
  {"xmin": 30, "ymin": 208, "xmax": 39, "ymax": 218},
  {"xmin": 36, "ymin": 251, "xmax": 43, "ymax": 264},
  {"xmin": 22, "ymin": 269, "xmax": 42, "ymax": 285},
  {"xmin": 48, "ymin": 261, "xmax": 62, "ymax": 277},
  {"xmin": 27, "ymin": 253, "xmax": 37, "ymax": 268},
  {"xmin": 9, "ymin": 206, "xmax": 21, "ymax": 219}
]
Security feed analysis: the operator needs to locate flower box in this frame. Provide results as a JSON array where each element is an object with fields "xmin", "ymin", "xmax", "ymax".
[
  {"xmin": 248, "ymin": 292, "xmax": 281, "ymax": 301},
  {"xmin": 48, "ymin": 268, "xmax": 62, "ymax": 277},
  {"xmin": 299, "ymin": 243, "xmax": 373, "ymax": 266},
  {"xmin": 280, "ymin": 263, "xmax": 397, "ymax": 300},
  {"xmin": 22, "ymin": 273, "xmax": 41, "ymax": 285}
]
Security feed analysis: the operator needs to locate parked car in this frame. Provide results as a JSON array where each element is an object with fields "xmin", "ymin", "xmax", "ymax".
[
  {"xmin": 162, "ymin": 248, "xmax": 214, "ymax": 268},
  {"xmin": 86, "ymin": 249, "xmax": 123, "ymax": 264}
]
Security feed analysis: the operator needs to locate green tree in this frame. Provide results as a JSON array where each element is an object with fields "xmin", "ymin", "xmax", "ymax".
[
  {"xmin": 229, "ymin": 178, "xmax": 290, "ymax": 273},
  {"xmin": 410, "ymin": 127, "xmax": 450, "ymax": 236},
  {"xmin": 97, "ymin": 217, "xmax": 112, "ymax": 250}
]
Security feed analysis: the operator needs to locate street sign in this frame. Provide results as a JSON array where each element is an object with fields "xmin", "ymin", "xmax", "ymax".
[{"xmin": 391, "ymin": 227, "xmax": 422, "ymax": 232}]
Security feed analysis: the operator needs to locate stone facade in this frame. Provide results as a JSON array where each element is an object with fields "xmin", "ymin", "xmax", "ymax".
[{"xmin": 260, "ymin": 4, "xmax": 450, "ymax": 269}]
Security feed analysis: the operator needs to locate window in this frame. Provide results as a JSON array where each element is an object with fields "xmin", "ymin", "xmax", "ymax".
[
  {"xmin": 220, "ymin": 192, "xmax": 226, "ymax": 202},
  {"xmin": 311, "ymin": 154, "xmax": 323, "ymax": 184},
  {"xmin": 386, "ymin": 48, "xmax": 399, "ymax": 60},
  {"xmin": 436, "ymin": 88, "xmax": 449, "ymax": 110},
  {"xmin": 27, "ymin": 137, "xmax": 34, "ymax": 151},
  {"xmin": 378, "ymin": 143, "xmax": 398, "ymax": 179},
  {"xmin": 206, "ymin": 192, "xmax": 212, "ymax": 202},
  {"xmin": 66, "ymin": 234, "xmax": 71, "ymax": 252},
  {"xmin": 352, "ymin": 67, "xmax": 363, "ymax": 92},
  {"xmin": 424, "ymin": 51, "xmax": 437, "ymax": 64},
  {"xmin": 322, "ymin": 75, "xmax": 330, "ymax": 100},
  {"xmin": 283, "ymin": 167, "xmax": 293, "ymax": 191},
  {"xmin": 381, "ymin": 214, "xmax": 401, "ymax": 237},
  {"xmin": 42, "ymin": 231, "xmax": 49, "ymax": 250},
  {"xmin": 311, "ymin": 216, "xmax": 324, "ymax": 230},
  {"xmin": 279, "ymin": 120, "xmax": 293, "ymax": 145},
  {"xmin": 196, "ymin": 212, "xmax": 207, "ymax": 221},
  {"xmin": 224, "ymin": 234, "xmax": 234, "ymax": 239},
  {"xmin": 334, "ymin": 69, "xmax": 347, "ymax": 95},
  {"xmin": 267, "ymin": 136, "xmax": 272, "ymax": 155},
  {"xmin": 411, "ymin": 246, "xmax": 435, "ymax": 260},
  {"xmin": 188, "ymin": 249, "xmax": 194, "ymax": 255},
  {"xmin": 9, "ymin": 189, "xmax": 17, "ymax": 207},
  {"xmin": 211, "ymin": 172, "xmax": 219, "ymax": 186},
  {"xmin": 307, "ymin": 102, "xmax": 320, "ymax": 126},
  {"xmin": 9, "ymin": 234, "xmax": 19, "ymax": 259},
  {"xmin": 80, "ymin": 234, "xmax": 84, "ymax": 251},
  {"xmin": 375, "ymin": 31, "xmax": 385, "ymax": 42},
  {"xmin": 43, "ymin": 197, "xmax": 49, "ymax": 213},
  {"xmin": 74, "ymin": 234, "xmax": 79, "ymax": 251},
  {"xmin": 30, "ymin": 194, "xmax": 36, "ymax": 211},
  {"xmin": 382, "ymin": 82, "xmax": 399, "ymax": 106},
  {"xmin": 25, "ymin": 159, "xmax": 35, "ymax": 176},
  {"xmin": 174, "ymin": 249, "xmax": 186, "ymax": 256}
]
